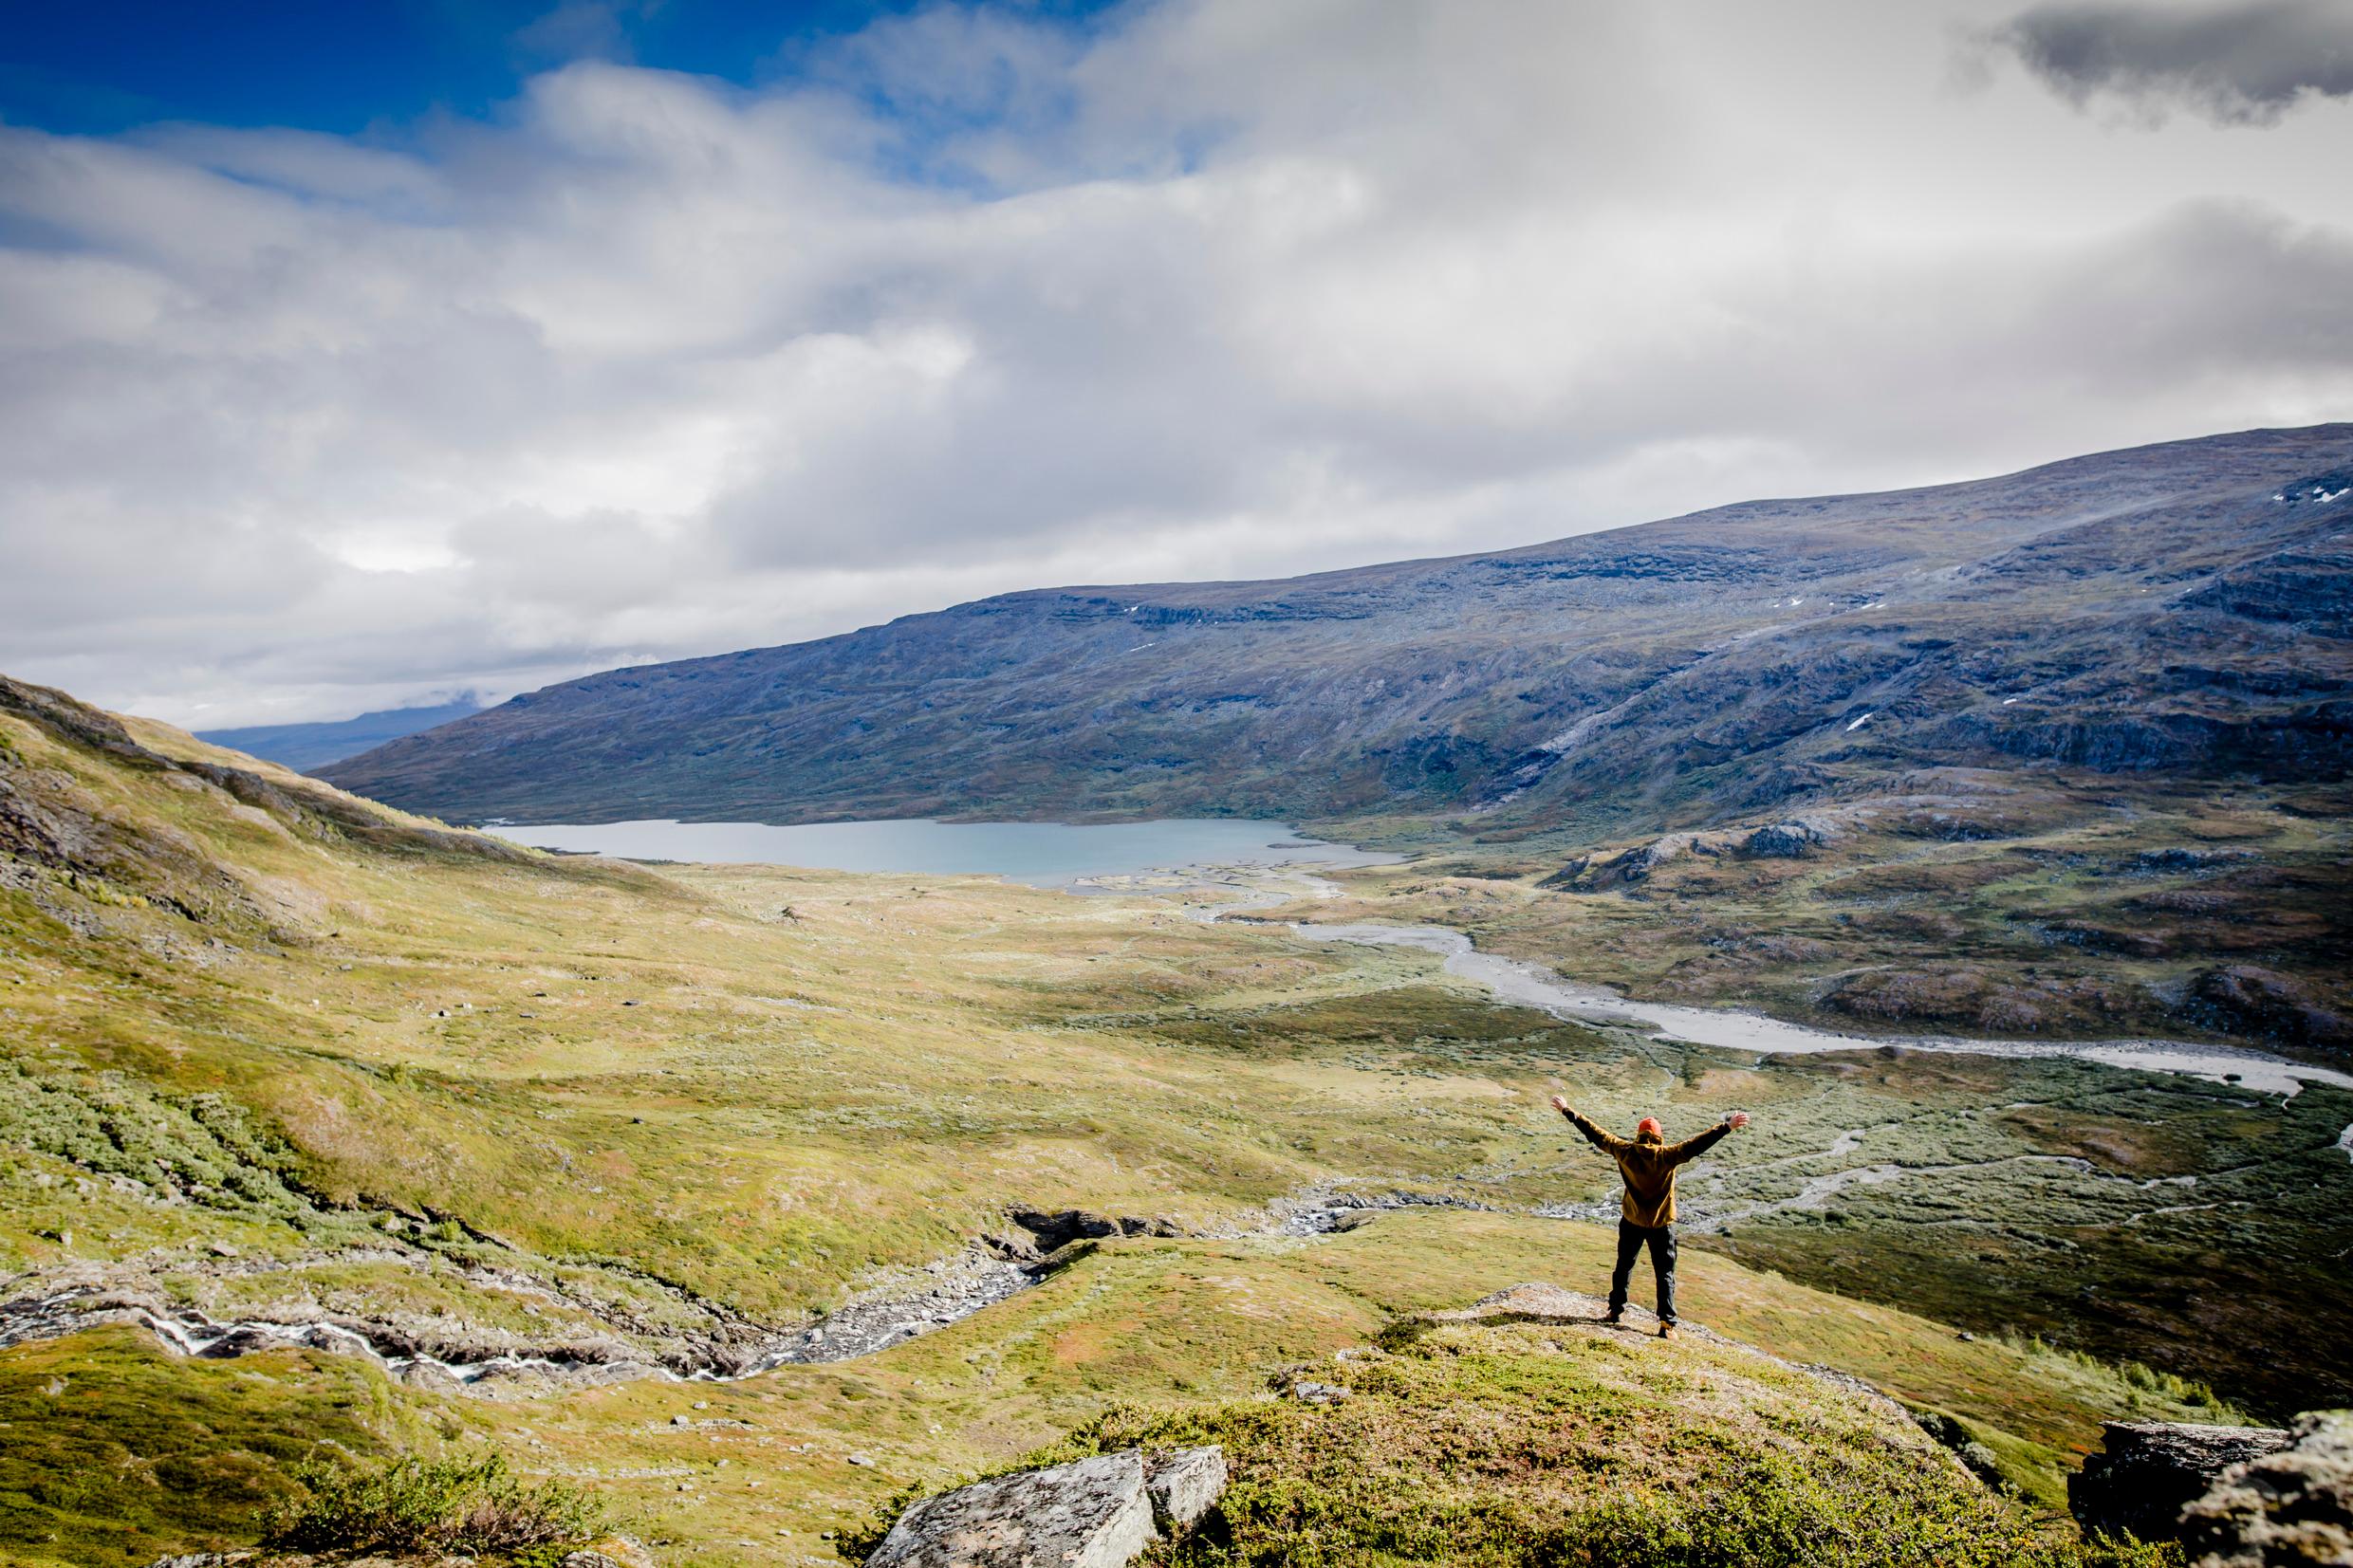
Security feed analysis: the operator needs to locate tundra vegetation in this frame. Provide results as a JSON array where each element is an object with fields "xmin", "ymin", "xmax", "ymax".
[{"xmin": 0, "ymin": 673, "xmax": 2341, "ymax": 1566}]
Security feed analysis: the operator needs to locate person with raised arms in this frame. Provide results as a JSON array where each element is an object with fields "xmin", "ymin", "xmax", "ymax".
[{"xmin": 1550, "ymin": 1095, "xmax": 1751, "ymax": 1339}]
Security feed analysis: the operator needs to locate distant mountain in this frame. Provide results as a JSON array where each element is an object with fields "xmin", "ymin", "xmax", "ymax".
[
  {"xmin": 324, "ymin": 427, "xmax": 2353, "ymax": 831},
  {"xmin": 199, "ymin": 695, "xmax": 482, "ymax": 773}
]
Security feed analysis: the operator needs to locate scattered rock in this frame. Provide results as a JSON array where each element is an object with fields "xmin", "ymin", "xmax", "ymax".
[
  {"xmin": 2179, "ymin": 1411, "xmax": 2353, "ymax": 1567},
  {"xmin": 867, "ymin": 1450, "xmax": 1158, "ymax": 1568},
  {"xmin": 1542, "ymin": 836, "xmax": 1689, "ymax": 890},
  {"xmin": 1740, "ymin": 817, "xmax": 1836, "ymax": 858},
  {"xmin": 1287, "ymin": 1380, "xmax": 1351, "ymax": 1405},
  {"xmin": 560, "ymin": 1539, "xmax": 658, "ymax": 1568},
  {"xmin": 2071, "ymin": 1420, "xmax": 2294, "ymax": 1544},
  {"xmin": 398, "ymin": 1359, "xmax": 466, "ymax": 1395},
  {"xmin": 978, "ymin": 1229, "xmax": 1042, "ymax": 1263},
  {"xmin": 2181, "ymin": 966, "xmax": 2352, "ymax": 1050},
  {"xmin": 2133, "ymin": 847, "xmax": 2251, "ymax": 876}
]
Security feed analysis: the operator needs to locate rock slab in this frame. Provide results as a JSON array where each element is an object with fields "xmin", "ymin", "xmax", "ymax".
[
  {"xmin": 867, "ymin": 1451, "xmax": 1158, "ymax": 1568},
  {"xmin": 2181, "ymin": 1411, "xmax": 2353, "ymax": 1567},
  {"xmin": 1146, "ymin": 1446, "xmax": 1229, "ymax": 1530},
  {"xmin": 2071, "ymin": 1421, "xmax": 2294, "ymax": 1544},
  {"xmin": 868, "ymin": 1447, "xmax": 1226, "ymax": 1568}
]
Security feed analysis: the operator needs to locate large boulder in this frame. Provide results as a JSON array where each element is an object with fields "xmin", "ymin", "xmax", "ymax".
[
  {"xmin": 866, "ymin": 1447, "xmax": 1225, "ymax": 1568},
  {"xmin": 1541, "ymin": 836, "xmax": 1693, "ymax": 891},
  {"xmin": 2071, "ymin": 1421, "xmax": 2293, "ymax": 1544},
  {"xmin": 2180, "ymin": 1411, "xmax": 2353, "ymax": 1567},
  {"xmin": 1741, "ymin": 818, "xmax": 1834, "ymax": 858}
]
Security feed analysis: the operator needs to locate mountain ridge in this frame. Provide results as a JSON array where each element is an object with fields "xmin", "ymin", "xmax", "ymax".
[
  {"xmin": 198, "ymin": 694, "xmax": 484, "ymax": 773},
  {"xmin": 323, "ymin": 424, "xmax": 2353, "ymax": 830}
]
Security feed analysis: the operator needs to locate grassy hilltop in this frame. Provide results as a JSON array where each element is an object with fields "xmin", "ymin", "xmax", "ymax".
[{"xmin": 1, "ymin": 673, "xmax": 2338, "ymax": 1565}]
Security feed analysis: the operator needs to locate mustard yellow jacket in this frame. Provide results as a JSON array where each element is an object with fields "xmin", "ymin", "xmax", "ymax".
[{"xmin": 1561, "ymin": 1108, "xmax": 1731, "ymax": 1227}]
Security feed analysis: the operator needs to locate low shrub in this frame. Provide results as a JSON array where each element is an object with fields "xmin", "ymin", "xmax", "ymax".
[{"xmin": 261, "ymin": 1452, "xmax": 607, "ymax": 1556}]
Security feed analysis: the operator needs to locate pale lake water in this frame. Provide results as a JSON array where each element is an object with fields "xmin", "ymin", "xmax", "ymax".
[{"xmin": 490, "ymin": 816, "xmax": 1399, "ymax": 890}]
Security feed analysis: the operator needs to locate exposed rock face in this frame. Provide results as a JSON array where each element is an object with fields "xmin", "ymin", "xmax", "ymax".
[
  {"xmin": 1004, "ymin": 1206, "xmax": 1184, "ymax": 1253},
  {"xmin": 1911, "ymin": 1409, "xmax": 2005, "ymax": 1489},
  {"xmin": 1742, "ymin": 818, "xmax": 1835, "ymax": 858},
  {"xmin": 1543, "ymin": 836, "xmax": 1692, "ymax": 890},
  {"xmin": 1144, "ymin": 1447, "xmax": 1228, "ymax": 1531},
  {"xmin": 2185, "ymin": 967, "xmax": 2353, "ymax": 1051},
  {"xmin": 867, "ymin": 1447, "xmax": 1225, "ymax": 1568},
  {"xmin": 2180, "ymin": 1411, "xmax": 2353, "ymax": 1567},
  {"xmin": 1285, "ymin": 1379, "xmax": 1352, "ymax": 1405},
  {"xmin": 2071, "ymin": 1421, "xmax": 2294, "ymax": 1544}
]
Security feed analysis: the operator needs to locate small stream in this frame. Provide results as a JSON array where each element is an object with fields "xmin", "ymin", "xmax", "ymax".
[
  {"xmin": 1286, "ymin": 918, "xmax": 2353, "ymax": 1112},
  {"xmin": 1168, "ymin": 868, "xmax": 2353, "ymax": 1158}
]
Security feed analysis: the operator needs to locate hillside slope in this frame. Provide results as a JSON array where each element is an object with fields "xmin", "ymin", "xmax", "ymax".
[
  {"xmin": 324, "ymin": 425, "xmax": 2353, "ymax": 830},
  {"xmin": 0, "ymin": 674, "xmax": 2325, "ymax": 1565},
  {"xmin": 860, "ymin": 1280, "xmax": 2179, "ymax": 1568}
]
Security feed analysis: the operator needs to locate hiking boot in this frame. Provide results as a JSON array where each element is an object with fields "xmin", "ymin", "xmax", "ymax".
[
  {"xmin": 1602, "ymin": 1311, "xmax": 1622, "ymax": 1326},
  {"xmin": 1658, "ymin": 1323, "xmax": 1677, "ymax": 1340}
]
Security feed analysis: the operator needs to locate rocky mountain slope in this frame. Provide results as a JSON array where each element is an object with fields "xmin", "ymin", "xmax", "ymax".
[{"xmin": 324, "ymin": 425, "xmax": 2353, "ymax": 832}]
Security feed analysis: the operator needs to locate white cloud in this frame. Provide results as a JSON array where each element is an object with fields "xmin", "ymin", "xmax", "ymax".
[{"xmin": 2, "ymin": 0, "xmax": 2350, "ymax": 726}]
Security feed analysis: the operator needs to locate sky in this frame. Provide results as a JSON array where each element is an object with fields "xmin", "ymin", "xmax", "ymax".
[{"xmin": 2, "ymin": 0, "xmax": 2349, "ymax": 728}]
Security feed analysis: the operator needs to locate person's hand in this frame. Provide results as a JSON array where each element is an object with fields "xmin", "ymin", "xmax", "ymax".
[
  {"xmin": 1728, "ymin": 1111, "xmax": 1751, "ymax": 1131},
  {"xmin": 1549, "ymin": 1095, "xmax": 1569, "ymax": 1114}
]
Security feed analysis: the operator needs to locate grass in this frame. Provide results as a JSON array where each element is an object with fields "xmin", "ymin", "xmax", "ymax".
[
  {"xmin": 0, "ymin": 1329, "xmax": 424, "ymax": 1568},
  {"xmin": 844, "ymin": 1305, "xmax": 2186, "ymax": 1568},
  {"xmin": 0, "ymin": 685, "xmax": 2331, "ymax": 1565}
]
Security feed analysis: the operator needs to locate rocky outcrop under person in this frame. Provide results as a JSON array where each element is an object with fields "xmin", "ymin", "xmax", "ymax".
[
  {"xmin": 2070, "ymin": 1420, "xmax": 2294, "ymax": 1544},
  {"xmin": 2179, "ymin": 1411, "xmax": 2353, "ymax": 1567},
  {"xmin": 865, "ymin": 1447, "xmax": 1225, "ymax": 1568}
]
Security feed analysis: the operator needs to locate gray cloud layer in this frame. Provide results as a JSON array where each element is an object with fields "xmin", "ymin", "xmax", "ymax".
[
  {"xmin": 1988, "ymin": 0, "xmax": 2353, "ymax": 123},
  {"xmin": 3, "ymin": 0, "xmax": 2350, "ymax": 727}
]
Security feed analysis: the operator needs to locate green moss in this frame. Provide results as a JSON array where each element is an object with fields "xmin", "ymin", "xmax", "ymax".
[
  {"xmin": 0, "ymin": 1329, "xmax": 420, "ymax": 1568},
  {"xmin": 848, "ymin": 1317, "xmax": 2185, "ymax": 1568}
]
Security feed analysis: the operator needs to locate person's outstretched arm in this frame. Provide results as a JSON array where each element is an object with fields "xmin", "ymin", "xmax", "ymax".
[
  {"xmin": 1667, "ymin": 1110, "xmax": 1751, "ymax": 1165},
  {"xmin": 1550, "ymin": 1095, "xmax": 1630, "ymax": 1154}
]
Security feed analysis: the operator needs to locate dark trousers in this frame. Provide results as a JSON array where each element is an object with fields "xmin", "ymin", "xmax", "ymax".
[{"xmin": 1610, "ymin": 1219, "xmax": 1677, "ymax": 1324}]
